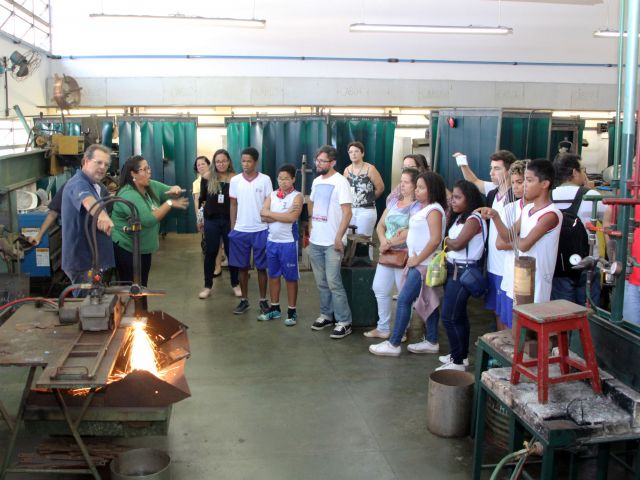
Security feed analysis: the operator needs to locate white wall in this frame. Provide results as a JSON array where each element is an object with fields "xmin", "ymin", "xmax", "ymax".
[{"xmin": 0, "ymin": 36, "xmax": 49, "ymax": 116}]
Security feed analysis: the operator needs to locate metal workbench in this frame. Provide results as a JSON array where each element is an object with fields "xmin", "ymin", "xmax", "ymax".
[
  {"xmin": 472, "ymin": 331, "xmax": 640, "ymax": 479},
  {"xmin": 0, "ymin": 303, "xmax": 105, "ymax": 479}
]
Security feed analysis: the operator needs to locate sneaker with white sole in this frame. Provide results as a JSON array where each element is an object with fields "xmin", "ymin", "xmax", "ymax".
[
  {"xmin": 436, "ymin": 361, "xmax": 466, "ymax": 372},
  {"xmin": 257, "ymin": 309, "xmax": 281, "ymax": 321},
  {"xmin": 407, "ymin": 339, "xmax": 439, "ymax": 354},
  {"xmin": 198, "ymin": 288, "xmax": 211, "ymax": 299},
  {"xmin": 330, "ymin": 323, "xmax": 352, "ymax": 339},
  {"xmin": 284, "ymin": 312, "xmax": 297, "ymax": 327},
  {"xmin": 311, "ymin": 315, "xmax": 335, "ymax": 331},
  {"xmin": 363, "ymin": 329, "xmax": 390, "ymax": 339},
  {"xmin": 438, "ymin": 354, "xmax": 469, "ymax": 366},
  {"xmin": 369, "ymin": 340, "xmax": 401, "ymax": 357}
]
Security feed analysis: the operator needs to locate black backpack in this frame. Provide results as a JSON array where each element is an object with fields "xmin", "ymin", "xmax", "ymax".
[{"xmin": 552, "ymin": 187, "xmax": 590, "ymax": 278}]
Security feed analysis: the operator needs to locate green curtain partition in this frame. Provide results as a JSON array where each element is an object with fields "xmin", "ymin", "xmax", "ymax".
[
  {"xmin": 329, "ymin": 116, "xmax": 396, "ymax": 215},
  {"xmin": 433, "ymin": 110, "xmax": 501, "ymax": 190},
  {"xmin": 226, "ymin": 115, "xmax": 396, "ymax": 211},
  {"xmin": 118, "ymin": 118, "xmax": 198, "ymax": 233},
  {"xmin": 500, "ymin": 112, "xmax": 551, "ymax": 160}
]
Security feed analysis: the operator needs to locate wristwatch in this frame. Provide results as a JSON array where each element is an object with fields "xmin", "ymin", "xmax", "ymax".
[{"xmin": 166, "ymin": 199, "xmax": 173, "ymax": 207}]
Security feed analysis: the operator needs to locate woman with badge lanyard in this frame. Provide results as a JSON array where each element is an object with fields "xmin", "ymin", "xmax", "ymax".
[
  {"xmin": 111, "ymin": 155, "xmax": 189, "ymax": 290},
  {"xmin": 197, "ymin": 149, "xmax": 240, "ymax": 299}
]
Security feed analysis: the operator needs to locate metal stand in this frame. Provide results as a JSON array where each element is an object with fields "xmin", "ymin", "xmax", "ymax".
[{"xmin": 0, "ymin": 366, "xmax": 102, "ymax": 480}]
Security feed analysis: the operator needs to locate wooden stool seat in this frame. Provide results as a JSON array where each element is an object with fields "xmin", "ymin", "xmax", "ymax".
[{"xmin": 511, "ymin": 299, "xmax": 602, "ymax": 404}]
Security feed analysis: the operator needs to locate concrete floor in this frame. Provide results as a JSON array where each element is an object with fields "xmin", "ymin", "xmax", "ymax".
[{"xmin": 1, "ymin": 233, "xmax": 496, "ymax": 479}]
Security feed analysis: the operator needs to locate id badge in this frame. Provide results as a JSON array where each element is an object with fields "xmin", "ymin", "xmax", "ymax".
[
  {"xmin": 350, "ymin": 186, "xmax": 356, "ymax": 197},
  {"xmin": 217, "ymin": 194, "xmax": 225, "ymax": 204}
]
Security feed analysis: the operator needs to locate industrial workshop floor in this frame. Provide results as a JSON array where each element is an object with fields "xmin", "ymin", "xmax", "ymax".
[{"xmin": 1, "ymin": 233, "xmax": 495, "ymax": 479}]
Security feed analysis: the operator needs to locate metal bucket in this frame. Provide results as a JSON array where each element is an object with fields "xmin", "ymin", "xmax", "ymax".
[
  {"xmin": 426, "ymin": 370, "xmax": 475, "ymax": 437},
  {"xmin": 110, "ymin": 448, "xmax": 170, "ymax": 480}
]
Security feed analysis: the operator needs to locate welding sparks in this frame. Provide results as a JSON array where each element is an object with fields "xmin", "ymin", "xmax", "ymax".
[{"xmin": 127, "ymin": 321, "xmax": 161, "ymax": 377}]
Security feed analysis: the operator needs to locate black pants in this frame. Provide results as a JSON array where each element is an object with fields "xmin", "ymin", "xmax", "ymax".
[{"xmin": 114, "ymin": 242, "xmax": 152, "ymax": 287}]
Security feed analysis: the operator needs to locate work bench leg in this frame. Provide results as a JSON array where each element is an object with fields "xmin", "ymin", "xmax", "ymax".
[
  {"xmin": 0, "ymin": 401, "xmax": 13, "ymax": 433},
  {"xmin": 54, "ymin": 389, "xmax": 101, "ymax": 480},
  {"xmin": 471, "ymin": 386, "xmax": 488, "ymax": 480},
  {"xmin": 596, "ymin": 443, "xmax": 610, "ymax": 480},
  {"xmin": 0, "ymin": 366, "xmax": 36, "ymax": 480},
  {"xmin": 471, "ymin": 344, "xmax": 491, "ymax": 438},
  {"xmin": 540, "ymin": 445, "xmax": 557, "ymax": 480}
]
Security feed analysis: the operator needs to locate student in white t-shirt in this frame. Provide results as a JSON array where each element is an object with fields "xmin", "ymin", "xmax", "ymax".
[
  {"xmin": 258, "ymin": 164, "xmax": 303, "ymax": 326},
  {"xmin": 228, "ymin": 147, "xmax": 274, "ymax": 316},
  {"xmin": 456, "ymin": 149, "xmax": 517, "ymax": 330},
  {"xmin": 551, "ymin": 153, "xmax": 604, "ymax": 306},
  {"xmin": 497, "ymin": 160, "xmax": 527, "ymax": 330},
  {"xmin": 479, "ymin": 159, "xmax": 562, "ymax": 305},
  {"xmin": 436, "ymin": 180, "xmax": 486, "ymax": 371},
  {"xmin": 308, "ymin": 145, "xmax": 354, "ymax": 340}
]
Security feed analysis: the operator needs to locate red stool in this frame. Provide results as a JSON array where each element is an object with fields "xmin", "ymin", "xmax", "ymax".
[{"xmin": 511, "ymin": 299, "xmax": 602, "ymax": 404}]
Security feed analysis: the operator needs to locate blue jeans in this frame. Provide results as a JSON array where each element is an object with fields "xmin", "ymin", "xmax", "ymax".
[
  {"xmin": 391, "ymin": 267, "xmax": 428, "ymax": 346},
  {"xmin": 550, "ymin": 270, "xmax": 601, "ymax": 307},
  {"xmin": 441, "ymin": 262, "xmax": 473, "ymax": 364},
  {"xmin": 308, "ymin": 243, "xmax": 352, "ymax": 324},
  {"xmin": 624, "ymin": 282, "xmax": 640, "ymax": 325}
]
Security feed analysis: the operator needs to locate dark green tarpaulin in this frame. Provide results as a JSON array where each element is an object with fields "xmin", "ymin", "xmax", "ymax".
[
  {"xmin": 118, "ymin": 118, "xmax": 197, "ymax": 233},
  {"xmin": 226, "ymin": 115, "xmax": 396, "ymax": 214}
]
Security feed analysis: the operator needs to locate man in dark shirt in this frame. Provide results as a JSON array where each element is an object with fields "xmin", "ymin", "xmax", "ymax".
[{"xmin": 61, "ymin": 144, "xmax": 114, "ymax": 285}]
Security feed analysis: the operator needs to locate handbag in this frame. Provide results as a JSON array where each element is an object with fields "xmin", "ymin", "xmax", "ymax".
[
  {"xmin": 378, "ymin": 249, "xmax": 408, "ymax": 268},
  {"xmin": 425, "ymin": 243, "xmax": 447, "ymax": 287},
  {"xmin": 459, "ymin": 265, "xmax": 487, "ymax": 298}
]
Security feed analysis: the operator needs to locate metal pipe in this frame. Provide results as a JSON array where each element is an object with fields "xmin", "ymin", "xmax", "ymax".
[
  {"xmin": 612, "ymin": 0, "xmax": 626, "ymax": 189},
  {"xmin": 59, "ymin": 53, "xmax": 618, "ymax": 69},
  {"xmin": 611, "ymin": 0, "xmax": 640, "ymax": 324}
]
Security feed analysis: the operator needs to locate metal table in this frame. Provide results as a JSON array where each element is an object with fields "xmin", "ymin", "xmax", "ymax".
[{"xmin": 0, "ymin": 303, "xmax": 105, "ymax": 480}]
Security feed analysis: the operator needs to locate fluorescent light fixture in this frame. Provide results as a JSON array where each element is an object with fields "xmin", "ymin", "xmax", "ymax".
[
  {"xmin": 592, "ymin": 29, "xmax": 640, "ymax": 38},
  {"xmin": 89, "ymin": 13, "xmax": 266, "ymax": 28},
  {"xmin": 349, "ymin": 23, "xmax": 512, "ymax": 35}
]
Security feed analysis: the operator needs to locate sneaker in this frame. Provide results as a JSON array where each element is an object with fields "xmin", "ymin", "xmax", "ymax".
[
  {"xmin": 259, "ymin": 300, "xmax": 270, "ymax": 314},
  {"xmin": 438, "ymin": 354, "xmax": 469, "ymax": 367},
  {"xmin": 311, "ymin": 315, "xmax": 335, "ymax": 331},
  {"xmin": 436, "ymin": 361, "xmax": 466, "ymax": 372},
  {"xmin": 392, "ymin": 294, "xmax": 398, "ymax": 301},
  {"xmin": 198, "ymin": 288, "xmax": 211, "ymax": 299},
  {"xmin": 330, "ymin": 323, "xmax": 352, "ymax": 339},
  {"xmin": 257, "ymin": 309, "xmax": 281, "ymax": 321},
  {"xmin": 232, "ymin": 285, "xmax": 242, "ymax": 297},
  {"xmin": 369, "ymin": 340, "xmax": 401, "ymax": 357},
  {"xmin": 407, "ymin": 339, "xmax": 439, "ymax": 354},
  {"xmin": 233, "ymin": 299, "xmax": 250, "ymax": 315},
  {"xmin": 363, "ymin": 329, "xmax": 390, "ymax": 339},
  {"xmin": 284, "ymin": 312, "xmax": 297, "ymax": 327}
]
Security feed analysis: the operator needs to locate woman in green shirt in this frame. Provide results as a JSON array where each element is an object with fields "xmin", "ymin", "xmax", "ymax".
[{"xmin": 111, "ymin": 155, "xmax": 188, "ymax": 287}]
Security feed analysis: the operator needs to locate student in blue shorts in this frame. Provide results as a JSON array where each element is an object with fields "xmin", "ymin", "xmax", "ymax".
[{"xmin": 257, "ymin": 164, "xmax": 303, "ymax": 326}]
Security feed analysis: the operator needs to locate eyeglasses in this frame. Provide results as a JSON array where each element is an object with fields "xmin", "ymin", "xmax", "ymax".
[
  {"xmin": 138, "ymin": 166, "xmax": 152, "ymax": 173},
  {"xmin": 215, "ymin": 159, "xmax": 229, "ymax": 164},
  {"xmin": 92, "ymin": 159, "xmax": 111, "ymax": 168},
  {"xmin": 316, "ymin": 159, "xmax": 333, "ymax": 164}
]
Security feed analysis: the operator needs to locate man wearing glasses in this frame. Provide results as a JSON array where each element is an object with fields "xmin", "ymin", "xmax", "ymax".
[
  {"xmin": 308, "ymin": 145, "xmax": 354, "ymax": 339},
  {"xmin": 61, "ymin": 144, "xmax": 114, "ymax": 288}
]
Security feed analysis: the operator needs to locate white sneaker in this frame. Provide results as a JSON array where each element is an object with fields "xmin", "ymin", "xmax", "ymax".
[
  {"xmin": 232, "ymin": 285, "xmax": 242, "ymax": 297},
  {"xmin": 436, "ymin": 361, "xmax": 466, "ymax": 372},
  {"xmin": 407, "ymin": 339, "xmax": 439, "ymax": 354},
  {"xmin": 198, "ymin": 288, "xmax": 211, "ymax": 299},
  {"xmin": 369, "ymin": 341, "xmax": 401, "ymax": 357},
  {"xmin": 438, "ymin": 354, "xmax": 469, "ymax": 366}
]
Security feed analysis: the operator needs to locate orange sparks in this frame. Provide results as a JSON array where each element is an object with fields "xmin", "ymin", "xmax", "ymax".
[{"xmin": 125, "ymin": 321, "xmax": 161, "ymax": 377}]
